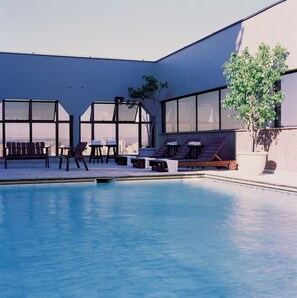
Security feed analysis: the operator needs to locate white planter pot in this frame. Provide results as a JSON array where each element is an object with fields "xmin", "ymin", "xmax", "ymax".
[
  {"xmin": 139, "ymin": 148, "xmax": 157, "ymax": 157},
  {"xmin": 236, "ymin": 151, "xmax": 268, "ymax": 176}
]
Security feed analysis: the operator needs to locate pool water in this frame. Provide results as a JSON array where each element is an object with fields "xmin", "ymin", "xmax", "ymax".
[{"xmin": 0, "ymin": 179, "xmax": 297, "ymax": 297}]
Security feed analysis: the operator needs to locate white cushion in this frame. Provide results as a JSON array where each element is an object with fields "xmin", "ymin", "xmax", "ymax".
[
  {"xmin": 91, "ymin": 140, "xmax": 102, "ymax": 145},
  {"xmin": 106, "ymin": 140, "xmax": 117, "ymax": 145},
  {"xmin": 167, "ymin": 141, "xmax": 178, "ymax": 145}
]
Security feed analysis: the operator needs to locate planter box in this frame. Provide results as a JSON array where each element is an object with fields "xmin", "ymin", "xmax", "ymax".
[{"xmin": 237, "ymin": 151, "xmax": 268, "ymax": 175}]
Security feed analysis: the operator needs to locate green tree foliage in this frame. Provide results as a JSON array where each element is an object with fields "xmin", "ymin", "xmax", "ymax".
[
  {"xmin": 127, "ymin": 75, "xmax": 168, "ymax": 147},
  {"xmin": 223, "ymin": 43, "xmax": 289, "ymax": 151}
]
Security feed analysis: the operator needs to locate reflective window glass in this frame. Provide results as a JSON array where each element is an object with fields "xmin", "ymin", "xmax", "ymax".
[
  {"xmin": 94, "ymin": 124, "xmax": 115, "ymax": 141},
  {"xmin": 5, "ymin": 101, "xmax": 29, "ymax": 120},
  {"xmin": 94, "ymin": 124, "xmax": 116, "ymax": 155},
  {"xmin": 59, "ymin": 123, "xmax": 70, "ymax": 148},
  {"xmin": 141, "ymin": 124, "xmax": 149, "ymax": 148},
  {"xmin": 58, "ymin": 103, "xmax": 70, "ymax": 121},
  {"xmin": 281, "ymin": 72, "xmax": 297, "ymax": 127},
  {"xmin": 165, "ymin": 100, "xmax": 177, "ymax": 133},
  {"xmin": 5, "ymin": 123, "xmax": 30, "ymax": 142},
  {"xmin": 198, "ymin": 91, "xmax": 219, "ymax": 131},
  {"xmin": 94, "ymin": 103, "xmax": 114, "ymax": 121},
  {"xmin": 119, "ymin": 124, "xmax": 139, "ymax": 155},
  {"xmin": 0, "ymin": 124, "xmax": 2, "ymax": 152},
  {"xmin": 140, "ymin": 107, "xmax": 151, "ymax": 124},
  {"xmin": 81, "ymin": 106, "xmax": 91, "ymax": 121},
  {"xmin": 118, "ymin": 104, "xmax": 138, "ymax": 121},
  {"xmin": 80, "ymin": 124, "xmax": 91, "ymax": 143},
  {"xmin": 179, "ymin": 96, "xmax": 196, "ymax": 132},
  {"xmin": 32, "ymin": 123, "xmax": 55, "ymax": 155},
  {"xmin": 221, "ymin": 89, "xmax": 245, "ymax": 130},
  {"xmin": 80, "ymin": 123, "xmax": 92, "ymax": 155},
  {"xmin": 32, "ymin": 102, "xmax": 55, "ymax": 121}
]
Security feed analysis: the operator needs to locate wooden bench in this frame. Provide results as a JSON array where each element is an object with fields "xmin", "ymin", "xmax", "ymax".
[{"xmin": 5, "ymin": 142, "xmax": 50, "ymax": 169}]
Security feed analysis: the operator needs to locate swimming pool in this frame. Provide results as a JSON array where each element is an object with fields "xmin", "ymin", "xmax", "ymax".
[{"xmin": 1, "ymin": 178, "xmax": 297, "ymax": 297}]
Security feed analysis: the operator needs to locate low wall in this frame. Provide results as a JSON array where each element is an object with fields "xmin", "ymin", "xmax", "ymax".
[
  {"xmin": 236, "ymin": 128, "xmax": 297, "ymax": 173},
  {"xmin": 160, "ymin": 127, "xmax": 297, "ymax": 174}
]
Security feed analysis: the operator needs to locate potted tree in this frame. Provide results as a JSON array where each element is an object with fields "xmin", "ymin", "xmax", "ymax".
[
  {"xmin": 127, "ymin": 75, "xmax": 168, "ymax": 155},
  {"xmin": 222, "ymin": 42, "xmax": 289, "ymax": 175}
]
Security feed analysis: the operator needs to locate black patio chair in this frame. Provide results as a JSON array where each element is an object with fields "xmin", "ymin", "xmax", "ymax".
[{"xmin": 59, "ymin": 142, "xmax": 89, "ymax": 171}]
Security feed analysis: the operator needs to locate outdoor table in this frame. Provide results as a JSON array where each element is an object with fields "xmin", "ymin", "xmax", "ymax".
[
  {"xmin": 164, "ymin": 144, "xmax": 180, "ymax": 157},
  {"xmin": 105, "ymin": 144, "xmax": 118, "ymax": 163},
  {"xmin": 186, "ymin": 144, "xmax": 205, "ymax": 159},
  {"xmin": 89, "ymin": 144, "xmax": 104, "ymax": 163}
]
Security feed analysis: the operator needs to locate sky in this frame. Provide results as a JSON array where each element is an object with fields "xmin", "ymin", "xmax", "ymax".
[{"xmin": 0, "ymin": 0, "xmax": 279, "ymax": 61}]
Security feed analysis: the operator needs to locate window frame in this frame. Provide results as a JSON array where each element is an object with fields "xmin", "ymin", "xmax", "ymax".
[
  {"xmin": 162, "ymin": 86, "xmax": 251, "ymax": 133},
  {"xmin": 1, "ymin": 99, "xmax": 72, "ymax": 156},
  {"xmin": 79, "ymin": 101, "xmax": 152, "ymax": 151}
]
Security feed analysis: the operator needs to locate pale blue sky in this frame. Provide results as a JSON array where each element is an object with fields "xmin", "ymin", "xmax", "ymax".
[{"xmin": 0, "ymin": 0, "xmax": 279, "ymax": 61}]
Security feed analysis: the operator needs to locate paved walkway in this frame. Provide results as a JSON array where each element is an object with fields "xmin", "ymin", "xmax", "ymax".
[{"xmin": 1, "ymin": 157, "xmax": 297, "ymax": 192}]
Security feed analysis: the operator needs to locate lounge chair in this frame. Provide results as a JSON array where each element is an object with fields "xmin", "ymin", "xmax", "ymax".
[
  {"xmin": 123, "ymin": 138, "xmax": 200, "ymax": 169},
  {"xmin": 149, "ymin": 137, "xmax": 236, "ymax": 172},
  {"xmin": 59, "ymin": 142, "xmax": 89, "ymax": 171}
]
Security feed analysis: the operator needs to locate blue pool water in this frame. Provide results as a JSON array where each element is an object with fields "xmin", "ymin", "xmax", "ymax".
[{"xmin": 0, "ymin": 179, "xmax": 297, "ymax": 297}]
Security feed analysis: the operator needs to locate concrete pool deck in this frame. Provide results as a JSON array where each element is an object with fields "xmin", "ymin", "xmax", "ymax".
[{"xmin": 1, "ymin": 157, "xmax": 297, "ymax": 192}]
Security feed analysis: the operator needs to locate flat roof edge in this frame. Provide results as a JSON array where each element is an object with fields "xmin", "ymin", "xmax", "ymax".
[{"xmin": 0, "ymin": 51, "xmax": 155, "ymax": 63}]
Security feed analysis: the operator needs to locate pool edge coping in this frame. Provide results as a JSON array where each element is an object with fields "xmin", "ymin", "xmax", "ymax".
[
  {"xmin": 204, "ymin": 173, "xmax": 297, "ymax": 193},
  {"xmin": 1, "ymin": 172, "xmax": 297, "ymax": 193}
]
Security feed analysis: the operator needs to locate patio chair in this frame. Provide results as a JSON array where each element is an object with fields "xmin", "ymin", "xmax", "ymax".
[
  {"xmin": 59, "ymin": 142, "xmax": 89, "ymax": 171},
  {"xmin": 149, "ymin": 137, "xmax": 236, "ymax": 172}
]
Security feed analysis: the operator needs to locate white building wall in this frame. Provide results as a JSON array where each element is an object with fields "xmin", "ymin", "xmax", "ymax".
[
  {"xmin": 236, "ymin": 0, "xmax": 297, "ymax": 69},
  {"xmin": 156, "ymin": 0, "xmax": 296, "ymax": 100}
]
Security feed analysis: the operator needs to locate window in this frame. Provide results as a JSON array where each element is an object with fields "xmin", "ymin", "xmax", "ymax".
[
  {"xmin": 118, "ymin": 124, "xmax": 139, "ymax": 155},
  {"xmin": 162, "ymin": 87, "xmax": 246, "ymax": 133},
  {"xmin": 5, "ymin": 101, "xmax": 29, "ymax": 120},
  {"xmin": 118, "ymin": 104, "xmax": 138, "ymax": 122},
  {"xmin": 198, "ymin": 91, "xmax": 219, "ymax": 131},
  {"xmin": 165, "ymin": 100, "xmax": 178, "ymax": 133},
  {"xmin": 32, "ymin": 102, "xmax": 55, "ymax": 121},
  {"xmin": 80, "ymin": 101, "xmax": 151, "ymax": 154},
  {"xmin": 281, "ymin": 72, "xmax": 297, "ymax": 127},
  {"xmin": 220, "ymin": 89, "xmax": 245, "ymax": 130},
  {"xmin": 5, "ymin": 123, "xmax": 30, "ymax": 142},
  {"xmin": 179, "ymin": 96, "xmax": 196, "ymax": 132},
  {"xmin": 1, "ymin": 99, "xmax": 71, "ymax": 156},
  {"xmin": 94, "ymin": 103, "xmax": 114, "ymax": 121}
]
